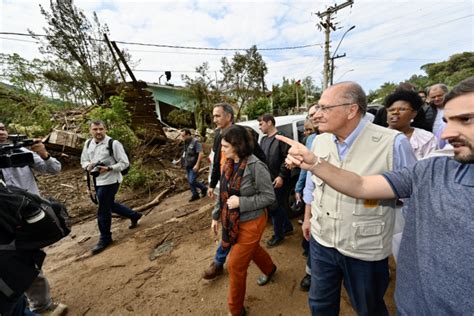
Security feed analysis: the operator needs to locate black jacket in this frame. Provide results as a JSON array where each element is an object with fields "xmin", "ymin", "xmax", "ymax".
[
  {"xmin": 182, "ymin": 138, "xmax": 200, "ymax": 168},
  {"xmin": 259, "ymin": 131, "xmax": 290, "ymax": 182}
]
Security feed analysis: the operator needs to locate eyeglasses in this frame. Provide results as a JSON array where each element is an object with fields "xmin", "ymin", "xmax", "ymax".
[
  {"xmin": 387, "ymin": 107, "xmax": 413, "ymax": 114},
  {"xmin": 314, "ymin": 103, "xmax": 353, "ymax": 113}
]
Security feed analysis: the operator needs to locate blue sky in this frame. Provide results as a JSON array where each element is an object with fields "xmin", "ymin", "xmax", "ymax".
[{"xmin": 1, "ymin": 0, "xmax": 473, "ymax": 92}]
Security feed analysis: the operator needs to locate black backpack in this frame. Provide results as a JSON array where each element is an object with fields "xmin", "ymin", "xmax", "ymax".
[
  {"xmin": 86, "ymin": 138, "xmax": 130, "ymax": 175},
  {"xmin": 0, "ymin": 185, "xmax": 71, "ymax": 250}
]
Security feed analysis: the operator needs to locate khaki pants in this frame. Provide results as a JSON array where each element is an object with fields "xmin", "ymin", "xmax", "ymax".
[
  {"xmin": 25, "ymin": 270, "xmax": 51, "ymax": 312},
  {"xmin": 227, "ymin": 213, "xmax": 274, "ymax": 316}
]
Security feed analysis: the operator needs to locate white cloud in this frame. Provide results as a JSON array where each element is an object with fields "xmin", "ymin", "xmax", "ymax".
[{"xmin": 1, "ymin": 0, "xmax": 472, "ymax": 91}]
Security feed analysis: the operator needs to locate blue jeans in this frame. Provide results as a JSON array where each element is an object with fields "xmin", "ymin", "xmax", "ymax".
[
  {"xmin": 186, "ymin": 167, "xmax": 207, "ymax": 197},
  {"xmin": 270, "ymin": 186, "xmax": 293, "ymax": 240},
  {"xmin": 96, "ymin": 182, "xmax": 141, "ymax": 243},
  {"xmin": 4, "ymin": 295, "xmax": 35, "ymax": 316},
  {"xmin": 309, "ymin": 237, "xmax": 389, "ymax": 316},
  {"xmin": 214, "ymin": 241, "xmax": 230, "ymax": 266}
]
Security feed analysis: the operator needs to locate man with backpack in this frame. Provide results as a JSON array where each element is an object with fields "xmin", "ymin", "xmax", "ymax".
[
  {"xmin": 0, "ymin": 121, "xmax": 68, "ymax": 315},
  {"xmin": 180, "ymin": 129, "xmax": 207, "ymax": 202},
  {"xmin": 80, "ymin": 120, "xmax": 142, "ymax": 255}
]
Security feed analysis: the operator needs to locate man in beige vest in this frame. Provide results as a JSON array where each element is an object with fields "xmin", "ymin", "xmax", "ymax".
[{"xmin": 296, "ymin": 82, "xmax": 416, "ymax": 315}]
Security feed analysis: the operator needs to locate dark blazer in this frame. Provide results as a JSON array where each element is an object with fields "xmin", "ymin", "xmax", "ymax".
[{"xmin": 259, "ymin": 131, "xmax": 290, "ymax": 182}]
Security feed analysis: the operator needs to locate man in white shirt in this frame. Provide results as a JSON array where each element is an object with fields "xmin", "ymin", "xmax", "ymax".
[
  {"xmin": 427, "ymin": 83, "xmax": 448, "ymax": 137},
  {"xmin": 81, "ymin": 120, "xmax": 142, "ymax": 255}
]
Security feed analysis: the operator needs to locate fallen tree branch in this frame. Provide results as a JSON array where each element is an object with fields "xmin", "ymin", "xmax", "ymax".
[{"xmin": 133, "ymin": 188, "xmax": 171, "ymax": 213}]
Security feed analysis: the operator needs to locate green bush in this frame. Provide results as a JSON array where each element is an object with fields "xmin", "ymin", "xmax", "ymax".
[
  {"xmin": 244, "ymin": 97, "xmax": 271, "ymax": 120},
  {"xmin": 122, "ymin": 161, "xmax": 159, "ymax": 190},
  {"xmin": 85, "ymin": 95, "xmax": 139, "ymax": 150}
]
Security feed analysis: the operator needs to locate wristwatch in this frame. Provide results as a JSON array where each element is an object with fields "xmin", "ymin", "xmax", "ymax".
[{"xmin": 107, "ymin": 166, "xmax": 113, "ymax": 171}]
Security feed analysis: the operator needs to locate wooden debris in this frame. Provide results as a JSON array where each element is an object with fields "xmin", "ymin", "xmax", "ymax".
[
  {"xmin": 133, "ymin": 188, "xmax": 171, "ymax": 213},
  {"xmin": 60, "ymin": 184, "xmax": 75, "ymax": 189},
  {"xmin": 77, "ymin": 236, "xmax": 91, "ymax": 244}
]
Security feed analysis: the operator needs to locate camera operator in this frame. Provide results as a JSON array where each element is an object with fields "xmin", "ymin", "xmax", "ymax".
[
  {"xmin": 80, "ymin": 120, "xmax": 142, "ymax": 255},
  {"xmin": 0, "ymin": 122, "xmax": 67, "ymax": 315}
]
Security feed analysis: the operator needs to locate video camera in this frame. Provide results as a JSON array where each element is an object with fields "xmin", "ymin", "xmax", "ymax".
[{"xmin": 0, "ymin": 135, "xmax": 37, "ymax": 169}]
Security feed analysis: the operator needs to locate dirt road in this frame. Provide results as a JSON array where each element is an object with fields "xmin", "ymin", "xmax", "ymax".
[{"xmin": 42, "ymin": 188, "xmax": 397, "ymax": 316}]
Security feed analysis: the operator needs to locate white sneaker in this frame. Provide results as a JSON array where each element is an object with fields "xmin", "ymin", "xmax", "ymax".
[{"xmin": 38, "ymin": 302, "xmax": 68, "ymax": 316}]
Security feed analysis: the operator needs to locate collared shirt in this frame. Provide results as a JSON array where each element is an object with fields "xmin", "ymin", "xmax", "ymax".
[
  {"xmin": 295, "ymin": 133, "xmax": 317, "ymax": 194},
  {"xmin": 382, "ymin": 157, "xmax": 474, "ymax": 315},
  {"xmin": 410, "ymin": 127, "xmax": 437, "ymax": 160},
  {"xmin": 80, "ymin": 136, "xmax": 129, "ymax": 186},
  {"xmin": 1, "ymin": 147, "xmax": 61, "ymax": 195},
  {"xmin": 303, "ymin": 118, "xmax": 416, "ymax": 204}
]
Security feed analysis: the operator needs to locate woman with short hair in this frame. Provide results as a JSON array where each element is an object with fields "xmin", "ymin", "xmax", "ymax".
[
  {"xmin": 384, "ymin": 90, "xmax": 437, "ymax": 160},
  {"xmin": 384, "ymin": 90, "xmax": 438, "ymax": 261},
  {"xmin": 213, "ymin": 125, "xmax": 276, "ymax": 316}
]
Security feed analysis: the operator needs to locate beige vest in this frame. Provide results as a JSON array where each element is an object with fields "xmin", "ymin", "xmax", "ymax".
[{"xmin": 311, "ymin": 122, "xmax": 400, "ymax": 261}]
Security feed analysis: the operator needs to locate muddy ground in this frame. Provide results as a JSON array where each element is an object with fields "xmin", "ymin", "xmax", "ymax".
[{"xmin": 37, "ymin": 159, "xmax": 397, "ymax": 316}]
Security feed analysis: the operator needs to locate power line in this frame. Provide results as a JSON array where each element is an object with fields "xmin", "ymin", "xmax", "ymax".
[
  {"xmin": 363, "ymin": 13, "xmax": 474, "ymax": 46},
  {"xmin": 0, "ymin": 36, "xmax": 39, "ymax": 43},
  {"xmin": 0, "ymin": 31, "xmax": 323, "ymax": 52},
  {"xmin": 115, "ymin": 40, "xmax": 322, "ymax": 51},
  {"xmin": 0, "ymin": 35, "xmax": 452, "ymax": 62}
]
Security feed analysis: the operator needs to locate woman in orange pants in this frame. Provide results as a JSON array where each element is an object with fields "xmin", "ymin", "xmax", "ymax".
[{"xmin": 213, "ymin": 125, "xmax": 277, "ymax": 316}]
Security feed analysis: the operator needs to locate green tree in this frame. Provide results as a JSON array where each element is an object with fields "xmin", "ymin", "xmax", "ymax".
[
  {"xmin": 0, "ymin": 53, "xmax": 49, "ymax": 95},
  {"xmin": 220, "ymin": 45, "xmax": 267, "ymax": 119},
  {"xmin": 368, "ymin": 52, "xmax": 474, "ymax": 103},
  {"xmin": 86, "ymin": 95, "xmax": 139, "ymax": 150},
  {"xmin": 244, "ymin": 97, "xmax": 271, "ymax": 120},
  {"xmin": 31, "ymin": 0, "xmax": 129, "ymax": 105},
  {"xmin": 182, "ymin": 62, "xmax": 222, "ymax": 137},
  {"xmin": 272, "ymin": 77, "xmax": 300, "ymax": 115},
  {"xmin": 406, "ymin": 74, "xmax": 430, "ymax": 92},
  {"xmin": 367, "ymin": 82, "xmax": 397, "ymax": 104},
  {"xmin": 301, "ymin": 76, "xmax": 322, "ymax": 107},
  {"xmin": 421, "ymin": 52, "xmax": 474, "ymax": 87}
]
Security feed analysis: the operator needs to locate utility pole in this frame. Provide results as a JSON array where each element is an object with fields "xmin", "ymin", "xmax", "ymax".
[{"xmin": 316, "ymin": 0, "xmax": 354, "ymax": 90}]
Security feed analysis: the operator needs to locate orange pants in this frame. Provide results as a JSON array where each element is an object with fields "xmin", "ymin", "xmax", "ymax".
[{"xmin": 227, "ymin": 212, "xmax": 275, "ymax": 316}]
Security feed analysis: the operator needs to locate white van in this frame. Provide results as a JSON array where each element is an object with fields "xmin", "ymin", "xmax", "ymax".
[{"xmin": 237, "ymin": 114, "xmax": 307, "ymax": 144}]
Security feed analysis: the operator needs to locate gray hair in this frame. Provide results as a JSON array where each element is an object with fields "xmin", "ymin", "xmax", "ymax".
[
  {"xmin": 428, "ymin": 83, "xmax": 449, "ymax": 94},
  {"xmin": 213, "ymin": 102, "xmax": 234, "ymax": 122},
  {"xmin": 333, "ymin": 81, "xmax": 367, "ymax": 115}
]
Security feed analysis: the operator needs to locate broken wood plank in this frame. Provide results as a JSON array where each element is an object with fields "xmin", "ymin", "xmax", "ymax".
[{"xmin": 133, "ymin": 188, "xmax": 171, "ymax": 213}]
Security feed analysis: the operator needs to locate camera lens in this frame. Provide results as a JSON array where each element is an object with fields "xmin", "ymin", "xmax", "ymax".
[{"xmin": 25, "ymin": 209, "xmax": 46, "ymax": 224}]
